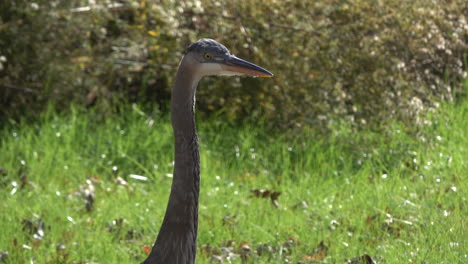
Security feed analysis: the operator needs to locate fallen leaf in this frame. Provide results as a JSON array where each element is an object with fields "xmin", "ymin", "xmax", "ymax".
[
  {"xmin": 126, "ymin": 229, "xmax": 143, "ymax": 240},
  {"xmin": 283, "ymin": 236, "xmax": 299, "ymax": 248},
  {"xmin": 78, "ymin": 179, "xmax": 95, "ymax": 212},
  {"xmin": 365, "ymin": 215, "xmax": 378, "ymax": 226},
  {"xmin": 143, "ymin": 245, "xmax": 151, "ymax": 255},
  {"xmin": 222, "ymin": 214, "xmax": 237, "ymax": 226},
  {"xmin": 250, "ymin": 189, "xmax": 281, "ymax": 208},
  {"xmin": 115, "ymin": 176, "xmax": 128, "ymax": 186},
  {"xmin": 303, "ymin": 240, "xmax": 328, "ymax": 262},
  {"xmin": 21, "ymin": 218, "xmax": 46, "ymax": 240},
  {"xmin": 292, "ymin": 200, "xmax": 309, "ymax": 210},
  {"xmin": 20, "ymin": 173, "xmax": 28, "ymax": 188},
  {"xmin": 55, "ymin": 243, "xmax": 69, "ymax": 261},
  {"xmin": 238, "ymin": 241, "xmax": 251, "ymax": 260},
  {"xmin": 270, "ymin": 191, "xmax": 281, "ymax": 208},
  {"xmin": 201, "ymin": 244, "xmax": 219, "ymax": 256},
  {"xmin": 129, "ymin": 174, "xmax": 148, "ymax": 181},
  {"xmin": 256, "ymin": 243, "xmax": 273, "ymax": 256},
  {"xmin": 107, "ymin": 218, "xmax": 125, "ymax": 233},
  {"xmin": 0, "ymin": 251, "xmax": 8, "ymax": 263},
  {"xmin": 346, "ymin": 254, "xmax": 377, "ymax": 264}
]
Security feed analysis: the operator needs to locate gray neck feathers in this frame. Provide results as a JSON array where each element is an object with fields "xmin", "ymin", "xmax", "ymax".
[{"xmin": 142, "ymin": 56, "xmax": 201, "ymax": 264}]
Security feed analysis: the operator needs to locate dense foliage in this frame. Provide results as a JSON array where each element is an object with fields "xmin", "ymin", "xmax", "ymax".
[{"xmin": 0, "ymin": 0, "xmax": 466, "ymax": 128}]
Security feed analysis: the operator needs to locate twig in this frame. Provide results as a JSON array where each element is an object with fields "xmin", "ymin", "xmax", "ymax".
[{"xmin": 69, "ymin": 2, "xmax": 126, "ymax": 13}]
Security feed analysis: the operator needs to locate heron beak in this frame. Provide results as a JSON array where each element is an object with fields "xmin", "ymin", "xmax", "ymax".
[{"xmin": 221, "ymin": 55, "xmax": 273, "ymax": 78}]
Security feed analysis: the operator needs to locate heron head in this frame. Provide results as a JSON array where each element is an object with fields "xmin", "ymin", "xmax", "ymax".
[{"xmin": 185, "ymin": 38, "xmax": 273, "ymax": 78}]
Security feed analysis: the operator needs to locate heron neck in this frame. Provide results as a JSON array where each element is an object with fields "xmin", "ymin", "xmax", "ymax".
[
  {"xmin": 170, "ymin": 59, "xmax": 201, "ymax": 210},
  {"xmin": 144, "ymin": 57, "xmax": 201, "ymax": 264}
]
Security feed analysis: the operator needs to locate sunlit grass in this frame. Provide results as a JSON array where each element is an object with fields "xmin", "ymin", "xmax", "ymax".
[{"xmin": 0, "ymin": 99, "xmax": 466, "ymax": 263}]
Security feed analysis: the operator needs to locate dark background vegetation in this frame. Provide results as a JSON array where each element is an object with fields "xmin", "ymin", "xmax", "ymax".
[{"xmin": 0, "ymin": 0, "xmax": 466, "ymax": 128}]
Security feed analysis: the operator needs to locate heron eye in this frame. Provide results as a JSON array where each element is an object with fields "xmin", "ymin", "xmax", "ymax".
[{"xmin": 204, "ymin": 53, "xmax": 212, "ymax": 60}]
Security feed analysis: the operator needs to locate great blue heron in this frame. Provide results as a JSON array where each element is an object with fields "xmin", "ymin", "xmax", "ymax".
[{"xmin": 141, "ymin": 39, "xmax": 273, "ymax": 264}]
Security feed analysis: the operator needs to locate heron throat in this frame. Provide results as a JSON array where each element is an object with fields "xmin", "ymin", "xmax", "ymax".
[{"xmin": 143, "ymin": 56, "xmax": 201, "ymax": 264}]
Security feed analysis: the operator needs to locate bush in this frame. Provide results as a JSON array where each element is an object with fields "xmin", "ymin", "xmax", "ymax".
[{"xmin": 0, "ymin": 0, "xmax": 466, "ymax": 129}]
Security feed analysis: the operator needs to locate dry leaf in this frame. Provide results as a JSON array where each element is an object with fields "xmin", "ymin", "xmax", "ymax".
[
  {"xmin": 143, "ymin": 245, "xmax": 151, "ymax": 255},
  {"xmin": 347, "ymin": 254, "xmax": 377, "ymax": 264},
  {"xmin": 238, "ymin": 241, "xmax": 251, "ymax": 260},
  {"xmin": 303, "ymin": 240, "xmax": 328, "ymax": 262},
  {"xmin": 251, "ymin": 189, "xmax": 281, "ymax": 208}
]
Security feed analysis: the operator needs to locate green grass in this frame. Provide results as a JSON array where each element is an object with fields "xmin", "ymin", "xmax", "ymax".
[{"xmin": 0, "ymin": 99, "xmax": 466, "ymax": 264}]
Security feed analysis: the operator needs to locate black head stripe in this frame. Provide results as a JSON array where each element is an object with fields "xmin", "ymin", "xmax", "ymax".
[{"xmin": 186, "ymin": 38, "xmax": 230, "ymax": 55}]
